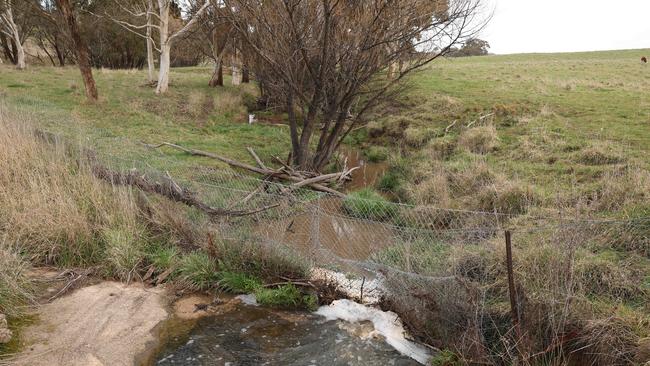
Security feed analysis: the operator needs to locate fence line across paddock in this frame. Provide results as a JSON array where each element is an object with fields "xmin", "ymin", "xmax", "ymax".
[{"xmin": 13, "ymin": 109, "xmax": 649, "ymax": 363}]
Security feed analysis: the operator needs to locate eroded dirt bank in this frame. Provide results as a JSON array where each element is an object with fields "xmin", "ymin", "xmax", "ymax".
[{"xmin": 10, "ymin": 282, "xmax": 169, "ymax": 366}]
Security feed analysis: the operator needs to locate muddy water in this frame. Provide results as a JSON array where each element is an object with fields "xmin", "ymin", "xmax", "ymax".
[
  {"xmin": 339, "ymin": 147, "xmax": 388, "ymax": 192},
  {"xmin": 154, "ymin": 301, "xmax": 419, "ymax": 366}
]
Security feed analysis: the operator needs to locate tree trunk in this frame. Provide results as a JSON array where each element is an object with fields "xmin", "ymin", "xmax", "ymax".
[
  {"xmin": 56, "ymin": 0, "xmax": 98, "ymax": 101},
  {"xmin": 208, "ymin": 60, "xmax": 223, "ymax": 87},
  {"xmin": 231, "ymin": 48, "xmax": 242, "ymax": 86},
  {"xmin": 146, "ymin": 0, "xmax": 155, "ymax": 83},
  {"xmin": 242, "ymin": 63, "xmax": 249, "ymax": 83},
  {"xmin": 1, "ymin": 3, "xmax": 25, "ymax": 69},
  {"xmin": 155, "ymin": 0, "xmax": 170, "ymax": 94},
  {"xmin": 0, "ymin": 34, "xmax": 16, "ymax": 64},
  {"xmin": 11, "ymin": 33, "xmax": 24, "ymax": 70}
]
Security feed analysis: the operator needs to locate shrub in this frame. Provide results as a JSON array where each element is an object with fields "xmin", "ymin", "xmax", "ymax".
[
  {"xmin": 343, "ymin": 188, "xmax": 398, "ymax": 221},
  {"xmin": 177, "ymin": 252, "xmax": 219, "ymax": 290},
  {"xmin": 458, "ymin": 126, "xmax": 498, "ymax": 154}
]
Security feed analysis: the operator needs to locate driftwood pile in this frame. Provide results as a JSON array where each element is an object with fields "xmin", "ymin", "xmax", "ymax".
[{"xmin": 142, "ymin": 142, "xmax": 357, "ymax": 197}]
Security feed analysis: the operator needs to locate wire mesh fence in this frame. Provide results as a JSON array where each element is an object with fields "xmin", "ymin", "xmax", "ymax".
[{"xmin": 16, "ymin": 106, "xmax": 650, "ymax": 364}]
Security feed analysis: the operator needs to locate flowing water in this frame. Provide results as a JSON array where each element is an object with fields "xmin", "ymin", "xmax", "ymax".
[
  {"xmin": 152, "ymin": 144, "xmax": 418, "ymax": 365},
  {"xmin": 154, "ymin": 299, "xmax": 423, "ymax": 366}
]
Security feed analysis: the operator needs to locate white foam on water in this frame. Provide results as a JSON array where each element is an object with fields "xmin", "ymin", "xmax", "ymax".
[
  {"xmin": 315, "ymin": 299, "xmax": 431, "ymax": 365},
  {"xmin": 235, "ymin": 294, "xmax": 258, "ymax": 306},
  {"xmin": 309, "ymin": 268, "xmax": 383, "ymax": 304}
]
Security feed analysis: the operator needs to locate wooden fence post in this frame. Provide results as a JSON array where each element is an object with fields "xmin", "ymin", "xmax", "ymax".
[{"xmin": 505, "ymin": 230, "xmax": 524, "ymax": 358}]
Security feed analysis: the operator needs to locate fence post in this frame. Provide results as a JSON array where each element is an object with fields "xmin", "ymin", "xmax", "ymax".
[
  {"xmin": 310, "ymin": 197, "xmax": 321, "ymax": 258},
  {"xmin": 505, "ymin": 230, "xmax": 524, "ymax": 359}
]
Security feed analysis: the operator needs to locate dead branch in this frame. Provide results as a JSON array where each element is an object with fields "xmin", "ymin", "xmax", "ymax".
[
  {"xmin": 86, "ymin": 151, "xmax": 279, "ymax": 217},
  {"xmin": 143, "ymin": 142, "xmax": 350, "ymax": 197}
]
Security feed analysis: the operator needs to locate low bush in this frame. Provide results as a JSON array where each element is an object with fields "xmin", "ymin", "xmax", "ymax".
[{"xmin": 342, "ymin": 188, "xmax": 398, "ymax": 221}]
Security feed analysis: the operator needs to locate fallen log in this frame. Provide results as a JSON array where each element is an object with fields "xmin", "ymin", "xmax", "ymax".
[
  {"xmin": 87, "ymin": 153, "xmax": 280, "ymax": 217},
  {"xmin": 143, "ymin": 142, "xmax": 354, "ymax": 197}
]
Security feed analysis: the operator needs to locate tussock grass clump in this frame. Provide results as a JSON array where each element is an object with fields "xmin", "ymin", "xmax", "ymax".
[
  {"xmin": 403, "ymin": 127, "xmax": 432, "ymax": 147},
  {"xmin": 458, "ymin": 125, "xmax": 498, "ymax": 154},
  {"xmin": 578, "ymin": 144, "xmax": 625, "ymax": 166},
  {"xmin": 177, "ymin": 252, "xmax": 219, "ymax": 290},
  {"xmin": 218, "ymin": 272, "xmax": 262, "ymax": 293},
  {"xmin": 0, "ymin": 246, "xmax": 34, "ymax": 317},
  {"xmin": 573, "ymin": 317, "xmax": 638, "ymax": 366},
  {"xmin": 426, "ymin": 136, "xmax": 456, "ymax": 160},
  {"xmin": 474, "ymin": 181, "xmax": 537, "ymax": 215},
  {"xmin": 589, "ymin": 167, "xmax": 650, "ymax": 212},
  {"xmin": 343, "ymin": 188, "xmax": 398, "ymax": 221}
]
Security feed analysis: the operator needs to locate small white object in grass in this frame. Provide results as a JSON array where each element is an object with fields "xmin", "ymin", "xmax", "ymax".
[
  {"xmin": 248, "ymin": 114, "xmax": 256, "ymax": 124},
  {"xmin": 315, "ymin": 299, "xmax": 431, "ymax": 365}
]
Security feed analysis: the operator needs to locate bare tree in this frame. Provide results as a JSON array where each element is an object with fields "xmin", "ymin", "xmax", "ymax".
[
  {"xmin": 224, "ymin": 0, "xmax": 487, "ymax": 171},
  {"xmin": 104, "ymin": 0, "xmax": 158, "ymax": 83},
  {"xmin": 0, "ymin": 0, "xmax": 26, "ymax": 69},
  {"xmin": 55, "ymin": 0, "xmax": 98, "ymax": 101},
  {"xmin": 155, "ymin": 0, "xmax": 211, "ymax": 93}
]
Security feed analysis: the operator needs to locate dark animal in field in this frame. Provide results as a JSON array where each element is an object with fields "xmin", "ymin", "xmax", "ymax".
[{"xmin": 642, "ymin": 56, "xmax": 648, "ymax": 63}]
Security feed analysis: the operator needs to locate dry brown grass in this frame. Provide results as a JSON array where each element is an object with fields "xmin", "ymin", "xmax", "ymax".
[
  {"xmin": 458, "ymin": 125, "xmax": 499, "ymax": 154},
  {"xmin": 0, "ymin": 107, "xmax": 143, "ymax": 272}
]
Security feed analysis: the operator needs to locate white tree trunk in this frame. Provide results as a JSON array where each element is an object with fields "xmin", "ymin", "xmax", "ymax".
[
  {"xmin": 231, "ymin": 49, "xmax": 241, "ymax": 86},
  {"xmin": 146, "ymin": 0, "xmax": 155, "ymax": 83},
  {"xmin": 1, "ymin": 2, "xmax": 25, "ymax": 70},
  {"xmin": 12, "ymin": 27, "xmax": 24, "ymax": 70},
  {"xmin": 155, "ymin": 0, "xmax": 170, "ymax": 94}
]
